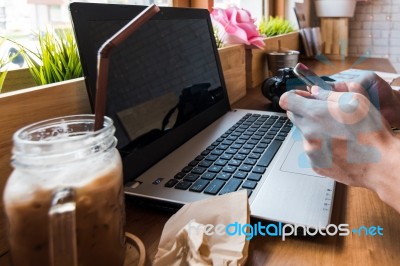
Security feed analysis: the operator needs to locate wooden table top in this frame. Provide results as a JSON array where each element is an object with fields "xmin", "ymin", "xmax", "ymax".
[{"xmin": 1, "ymin": 57, "xmax": 399, "ymax": 265}]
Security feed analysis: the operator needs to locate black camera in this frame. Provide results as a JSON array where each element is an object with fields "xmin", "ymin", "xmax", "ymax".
[
  {"xmin": 261, "ymin": 67, "xmax": 333, "ymax": 111},
  {"xmin": 261, "ymin": 67, "xmax": 306, "ymax": 111}
]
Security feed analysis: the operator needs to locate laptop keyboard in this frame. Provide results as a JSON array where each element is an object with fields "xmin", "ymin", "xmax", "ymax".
[{"xmin": 164, "ymin": 113, "xmax": 293, "ymax": 197}]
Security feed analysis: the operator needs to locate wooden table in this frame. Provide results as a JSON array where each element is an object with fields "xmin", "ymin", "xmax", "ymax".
[{"xmin": 1, "ymin": 57, "xmax": 400, "ymax": 265}]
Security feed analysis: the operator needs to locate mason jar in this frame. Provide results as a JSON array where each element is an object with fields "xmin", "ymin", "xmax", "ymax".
[{"xmin": 3, "ymin": 115, "xmax": 125, "ymax": 266}]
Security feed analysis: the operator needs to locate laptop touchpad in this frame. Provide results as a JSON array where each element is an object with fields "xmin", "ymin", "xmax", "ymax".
[{"xmin": 280, "ymin": 141, "xmax": 325, "ymax": 178}]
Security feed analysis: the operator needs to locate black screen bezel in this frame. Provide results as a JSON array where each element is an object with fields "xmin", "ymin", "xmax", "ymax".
[{"xmin": 69, "ymin": 3, "xmax": 231, "ymax": 182}]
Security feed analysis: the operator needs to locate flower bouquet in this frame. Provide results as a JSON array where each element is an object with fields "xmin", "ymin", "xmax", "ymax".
[{"xmin": 211, "ymin": 6, "xmax": 265, "ymax": 49}]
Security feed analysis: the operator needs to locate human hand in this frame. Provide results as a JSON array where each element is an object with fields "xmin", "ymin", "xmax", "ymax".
[
  {"xmin": 279, "ymin": 86, "xmax": 395, "ymax": 190},
  {"xmin": 332, "ymin": 72, "xmax": 400, "ymax": 128}
]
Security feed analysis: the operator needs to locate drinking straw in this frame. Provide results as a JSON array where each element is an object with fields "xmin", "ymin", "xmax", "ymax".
[{"xmin": 94, "ymin": 4, "xmax": 160, "ymax": 131}]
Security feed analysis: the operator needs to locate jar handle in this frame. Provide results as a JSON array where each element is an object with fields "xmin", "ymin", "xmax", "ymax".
[{"xmin": 48, "ymin": 187, "xmax": 78, "ymax": 266}]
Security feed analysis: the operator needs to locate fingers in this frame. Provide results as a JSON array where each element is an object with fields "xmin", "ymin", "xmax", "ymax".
[
  {"xmin": 309, "ymin": 86, "xmax": 333, "ymax": 100},
  {"xmin": 332, "ymin": 81, "xmax": 350, "ymax": 92},
  {"xmin": 279, "ymin": 90, "xmax": 315, "ymax": 115}
]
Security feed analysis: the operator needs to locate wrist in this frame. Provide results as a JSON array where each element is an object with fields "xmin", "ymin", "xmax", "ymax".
[{"xmin": 368, "ymin": 133, "xmax": 400, "ymax": 213}]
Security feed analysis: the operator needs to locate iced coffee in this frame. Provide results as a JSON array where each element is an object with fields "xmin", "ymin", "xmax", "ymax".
[{"xmin": 3, "ymin": 115, "xmax": 126, "ymax": 266}]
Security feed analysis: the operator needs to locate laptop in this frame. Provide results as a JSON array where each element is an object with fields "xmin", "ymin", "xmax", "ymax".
[{"xmin": 69, "ymin": 2, "xmax": 335, "ymax": 228}]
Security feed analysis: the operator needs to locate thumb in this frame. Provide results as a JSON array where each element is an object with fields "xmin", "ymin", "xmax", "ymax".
[{"xmin": 310, "ymin": 86, "xmax": 333, "ymax": 101}]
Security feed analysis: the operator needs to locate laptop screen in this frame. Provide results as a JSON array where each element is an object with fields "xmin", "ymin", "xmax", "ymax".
[{"xmin": 70, "ymin": 3, "xmax": 231, "ymax": 181}]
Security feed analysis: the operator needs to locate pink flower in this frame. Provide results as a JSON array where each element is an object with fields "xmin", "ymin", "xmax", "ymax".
[{"xmin": 211, "ymin": 7, "xmax": 265, "ymax": 49}]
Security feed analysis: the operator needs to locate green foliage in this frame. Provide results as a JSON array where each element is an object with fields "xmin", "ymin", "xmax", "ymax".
[
  {"xmin": 19, "ymin": 28, "xmax": 83, "ymax": 86},
  {"xmin": 0, "ymin": 37, "xmax": 12, "ymax": 92},
  {"xmin": 258, "ymin": 16, "xmax": 294, "ymax": 37},
  {"xmin": 213, "ymin": 26, "xmax": 224, "ymax": 49}
]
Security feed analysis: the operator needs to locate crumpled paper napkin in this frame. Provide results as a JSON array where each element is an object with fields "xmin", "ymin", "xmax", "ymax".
[{"xmin": 153, "ymin": 190, "xmax": 250, "ymax": 266}]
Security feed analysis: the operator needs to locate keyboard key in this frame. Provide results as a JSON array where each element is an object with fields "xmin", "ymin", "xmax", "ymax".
[
  {"xmin": 226, "ymin": 148, "xmax": 239, "ymax": 154},
  {"xmin": 198, "ymin": 161, "xmax": 213, "ymax": 168},
  {"xmin": 243, "ymin": 144, "xmax": 255, "ymax": 149},
  {"xmin": 209, "ymin": 165, "xmax": 223, "ymax": 173},
  {"xmin": 239, "ymin": 149, "xmax": 251, "ymax": 155},
  {"xmin": 235, "ymin": 139, "xmax": 246, "ymax": 144},
  {"xmin": 216, "ymin": 172, "xmax": 231, "ymax": 181},
  {"xmin": 215, "ymin": 159, "xmax": 228, "ymax": 166},
  {"xmin": 239, "ymin": 135, "xmax": 250, "ymax": 140},
  {"xmin": 195, "ymin": 155, "xmax": 204, "ymax": 161},
  {"xmin": 248, "ymin": 153, "xmax": 261, "ymax": 159},
  {"xmin": 217, "ymin": 144, "xmax": 229, "ymax": 150},
  {"xmin": 182, "ymin": 166, "xmax": 193, "ymax": 173},
  {"xmin": 165, "ymin": 179, "xmax": 179, "ymax": 188},
  {"xmin": 257, "ymin": 143, "xmax": 268, "ymax": 149},
  {"xmin": 211, "ymin": 149, "xmax": 224, "ymax": 156},
  {"xmin": 204, "ymin": 179, "xmax": 225, "ymax": 195},
  {"xmin": 188, "ymin": 160, "xmax": 199, "ymax": 167},
  {"xmin": 260, "ymin": 139, "xmax": 272, "ymax": 144},
  {"xmin": 248, "ymin": 173, "xmax": 262, "ymax": 181},
  {"xmin": 242, "ymin": 180, "xmax": 257, "ymax": 189},
  {"xmin": 222, "ymin": 140, "xmax": 234, "ymax": 145},
  {"xmin": 205, "ymin": 155, "xmax": 218, "ymax": 161},
  {"xmin": 281, "ymin": 126, "xmax": 292, "ymax": 133},
  {"xmin": 253, "ymin": 148, "xmax": 265, "ymax": 154},
  {"xmin": 174, "ymin": 172, "xmax": 186, "ymax": 179},
  {"xmin": 231, "ymin": 143, "xmax": 243, "ymax": 149},
  {"xmin": 183, "ymin": 173, "xmax": 200, "ymax": 182},
  {"xmin": 219, "ymin": 178, "xmax": 242, "ymax": 195},
  {"xmin": 251, "ymin": 136, "xmax": 262, "ymax": 141},
  {"xmin": 201, "ymin": 150, "xmax": 210, "ymax": 156},
  {"xmin": 243, "ymin": 158, "xmax": 257, "ymax": 165},
  {"xmin": 201, "ymin": 172, "xmax": 216, "ymax": 180},
  {"xmin": 273, "ymin": 123, "xmax": 284, "ymax": 128},
  {"xmin": 234, "ymin": 154, "xmax": 246, "ymax": 161},
  {"xmin": 239, "ymin": 164, "xmax": 253, "ymax": 172},
  {"xmin": 220, "ymin": 153, "xmax": 233, "ymax": 160},
  {"xmin": 234, "ymin": 171, "xmax": 248, "ymax": 179},
  {"xmin": 206, "ymin": 145, "xmax": 216, "ymax": 151},
  {"xmin": 247, "ymin": 140, "xmax": 259, "ymax": 145},
  {"xmin": 175, "ymin": 181, "xmax": 192, "ymax": 190},
  {"xmin": 275, "ymin": 136, "xmax": 286, "ymax": 141},
  {"xmin": 253, "ymin": 166, "xmax": 266, "ymax": 174},
  {"xmin": 190, "ymin": 179, "xmax": 210, "ymax": 192},
  {"xmin": 223, "ymin": 165, "xmax": 237, "ymax": 173},
  {"xmin": 228, "ymin": 159, "xmax": 241, "ymax": 167},
  {"xmin": 227, "ymin": 136, "xmax": 238, "ymax": 141},
  {"xmin": 191, "ymin": 167, "xmax": 207, "ymax": 175},
  {"xmin": 257, "ymin": 140, "xmax": 282, "ymax": 167}
]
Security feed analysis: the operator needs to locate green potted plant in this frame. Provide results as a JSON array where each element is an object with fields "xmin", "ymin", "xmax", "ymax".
[
  {"xmin": 246, "ymin": 16, "xmax": 299, "ymax": 89},
  {"xmin": 259, "ymin": 16, "xmax": 294, "ymax": 37},
  {"xmin": 1, "ymin": 28, "xmax": 84, "ymax": 93},
  {"xmin": 21, "ymin": 28, "xmax": 83, "ymax": 86},
  {"xmin": 258, "ymin": 16, "xmax": 299, "ymax": 77}
]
